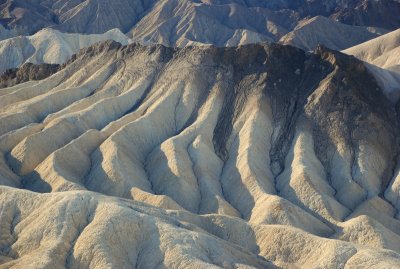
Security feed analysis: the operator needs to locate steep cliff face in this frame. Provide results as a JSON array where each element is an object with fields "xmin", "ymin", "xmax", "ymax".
[{"xmin": 0, "ymin": 41, "xmax": 400, "ymax": 268}]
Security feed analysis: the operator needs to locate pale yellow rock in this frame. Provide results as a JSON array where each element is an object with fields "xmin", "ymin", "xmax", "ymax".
[{"xmin": 0, "ymin": 41, "xmax": 399, "ymax": 268}]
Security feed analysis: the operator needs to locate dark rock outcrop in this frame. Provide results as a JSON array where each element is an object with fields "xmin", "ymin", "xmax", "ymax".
[
  {"xmin": 0, "ymin": 62, "xmax": 60, "ymax": 88},
  {"xmin": 330, "ymin": 0, "xmax": 400, "ymax": 30}
]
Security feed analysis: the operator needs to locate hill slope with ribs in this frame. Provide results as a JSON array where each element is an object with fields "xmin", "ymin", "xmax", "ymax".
[
  {"xmin": 0, "ymin": 28, "xmax": 130, "ymax": 75},
  {"xmin": 344, "ymin": 28, "xmax": 400, "ymax": 72},
  {"xmin": 343, "ymin": 28, "xmax": 400, "ymax": 100},
  {"xmin": 0, "ymin": 41, "xmax": 400, "ymax": 268},
  {"xmin": 279, "ymin": 16, "xmax": 385, "ymax": 51},
  {"xmin": 0, "ymin": 0, "xmax": 398, "ymax": 47}
]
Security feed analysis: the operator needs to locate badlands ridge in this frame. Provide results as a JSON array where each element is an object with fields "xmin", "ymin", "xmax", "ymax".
[
  {"xmin": 1, "ymin": 0, "xmax": 400, "ymax": 47},
  {"xmin": 0, "ymin": 28, "xmax": 130, "ymax": 75},
  {"xmin": 0, "ymin": 40, "xmax": 400, "ymax": 268}
]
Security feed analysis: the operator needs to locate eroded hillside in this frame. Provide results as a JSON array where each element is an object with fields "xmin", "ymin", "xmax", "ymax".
[{"xmin": 0, "ymin": 41, "xmax": 400, "ymax": 268}]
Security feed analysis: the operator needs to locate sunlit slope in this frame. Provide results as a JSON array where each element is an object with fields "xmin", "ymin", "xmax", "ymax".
[
  {"xmin": 0, "ymin": 41, "xmax": 400, "ymax": 268},
  {"xmin": 0, "ymin": 28, "xmax": 130, "ymax": 75}
]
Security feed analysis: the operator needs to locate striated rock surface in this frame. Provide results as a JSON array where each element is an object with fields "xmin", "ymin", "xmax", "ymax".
[
  {"xmin": 0, "ymin": 0, "xmax": 158, "ymax": 38},
  {"xmin": 1, "ymin": 0, "xmax": 398, "ymax": 47},
  {"xmin": 344, "ymin": 28, "xmax": 400, "ymax": 72},
  {"xmin": 279, "ymin": 16, "xmax": 385, "ymax": 51},
  {"xmin": 0, "ymin": 28, "xmax": 130, "ymax": 75},
  {"xmin": 0, "ymin": 41, "xmax": 400, "ymax": 268},
  {"xmin": 343, "ymin": 29, "xmax": 400, "ymax": 101}
]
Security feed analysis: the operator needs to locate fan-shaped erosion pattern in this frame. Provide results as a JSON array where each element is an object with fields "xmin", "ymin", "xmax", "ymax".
[{"xmin": 0, "ymin": 41, "xmax": 400, "ymax": 268}]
